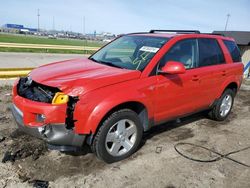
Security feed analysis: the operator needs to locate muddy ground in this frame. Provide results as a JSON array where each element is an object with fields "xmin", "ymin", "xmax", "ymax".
[{"xmin": 0, "ymin": 84, "xmax": 249, "ymax": 188}]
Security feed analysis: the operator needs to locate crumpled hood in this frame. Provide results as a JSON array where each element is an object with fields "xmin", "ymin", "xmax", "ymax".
[{"xmin": 30, "ymin": 58, "xmax": 141, "ymax": 96}]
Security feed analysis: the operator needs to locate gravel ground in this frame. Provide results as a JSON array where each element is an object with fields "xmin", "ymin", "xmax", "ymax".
[{"xmin": 0, "ymin": 84, "xmax": 249, "ymax": 188}]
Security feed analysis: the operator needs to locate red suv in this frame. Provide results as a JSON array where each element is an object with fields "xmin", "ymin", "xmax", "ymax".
[{"xmin": 11, "ymin": 30, "xmax": 243, "ymax": 163}]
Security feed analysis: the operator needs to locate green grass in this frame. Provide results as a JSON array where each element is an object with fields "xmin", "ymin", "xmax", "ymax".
[
  {"xmin": 0, "ymin": 47, "xmax": 95, "ymax": 54},
  {"xmin": 0, "ymin": 33, "xmax": 104, "ymax": 47}
]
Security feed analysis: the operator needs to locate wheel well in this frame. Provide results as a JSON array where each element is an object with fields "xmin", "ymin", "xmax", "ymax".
[
  {"xmin": 87, "ymin": 101, "xmax": 149, "ymax": 143},
  {"xmin": 225, "ymin": 82, "xmax": 238, "ymax": 95},
  {"xmin": 103, "ymin": 101, "xmax": 149, "ymax": 130}
]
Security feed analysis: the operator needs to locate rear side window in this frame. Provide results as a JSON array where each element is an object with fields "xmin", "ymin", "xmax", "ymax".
[
  {"xmin": 198, "ymin": 38, "xmax": 225, "ymax": 67},
  {"xmin": 223, "ymin": 40, "xmax": 241, "ymax": 62}
]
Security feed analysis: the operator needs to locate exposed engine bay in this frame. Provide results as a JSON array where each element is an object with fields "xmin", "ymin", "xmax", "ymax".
[{"xmin": 17, "ymin": 77, "xmax": 60, "ymax": 103}]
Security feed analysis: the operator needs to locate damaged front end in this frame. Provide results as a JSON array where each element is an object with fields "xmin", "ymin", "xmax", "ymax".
[
  {"xmin": 12, "ymin": 77, "xmax": 86, "ymax": 151},
  {"xmin": 17, "ymin": 76, "xmax": 60, "ymax": 103}
]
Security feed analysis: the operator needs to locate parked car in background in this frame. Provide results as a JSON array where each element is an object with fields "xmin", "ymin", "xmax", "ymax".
[{"xmin": 48, "ymin": 34, "xmax": 57, "ymax": 39}]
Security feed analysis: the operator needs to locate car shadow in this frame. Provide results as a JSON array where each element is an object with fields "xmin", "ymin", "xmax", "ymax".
[
  {"xmin": 139, "ymin": 111, "xmax": 207, "ymax": 149},
  {"xmin": 64, "ymin": 111, "xmax": 207, "ymax": 156}
]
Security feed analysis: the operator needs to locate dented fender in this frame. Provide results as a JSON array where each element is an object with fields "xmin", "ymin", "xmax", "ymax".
[{"xmin": 73, "ymin": 78, "xmax": 156, "ymax": 134}]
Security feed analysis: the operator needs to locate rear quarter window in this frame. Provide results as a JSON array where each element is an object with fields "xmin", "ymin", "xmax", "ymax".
[{"xmin": 223, "ymin": 40, "xmax": 242, "ymax": 62}]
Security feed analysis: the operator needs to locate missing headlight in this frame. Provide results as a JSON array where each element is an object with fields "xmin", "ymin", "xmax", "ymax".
[{"xmin": 17, "ymin": 77, "xmax": 60, "ymax": 103}]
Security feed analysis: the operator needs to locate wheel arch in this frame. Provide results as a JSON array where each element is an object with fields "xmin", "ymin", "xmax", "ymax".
[
  {"xmin": 212, "ymin": 81, "xmax": 239, "ymax": 109},
  {"xmin": 223, "ymin": 82, "xmax": 238, "ymax": 96},
  {"xmin": 216, "ymin": 78, "xmax": 240, "ymax": 100},
  {"xmin": 86, "ymin": 101, "xmax": 150, "ymax": 145}
]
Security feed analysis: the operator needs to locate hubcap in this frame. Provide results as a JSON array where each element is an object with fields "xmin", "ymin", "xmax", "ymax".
[
  {"xmin": 219, "ymin": 94, "xmax": 232, "ymax": 117},
  {"xmin": 105, "ymin": 119, "xmax": 137, "ymax": 157}
]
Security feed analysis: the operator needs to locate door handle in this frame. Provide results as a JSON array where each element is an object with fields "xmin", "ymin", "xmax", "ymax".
[
  {"xmin": 222, "ymin": 70, "xmax": 226, "ymax": 76},
  {"xmin": 192, "ymin": 75, "xmax": 199, "ymax": 81}
]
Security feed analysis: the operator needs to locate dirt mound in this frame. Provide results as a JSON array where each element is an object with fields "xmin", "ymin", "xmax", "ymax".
[{"xmin": 2, "ymin": 130, "xmax": 47, "ymax": 163}]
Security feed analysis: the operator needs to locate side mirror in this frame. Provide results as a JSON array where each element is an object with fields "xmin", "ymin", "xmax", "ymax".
[{"xmin": 158, "ymin": 61, "xmax": 186, "ymax": 74}]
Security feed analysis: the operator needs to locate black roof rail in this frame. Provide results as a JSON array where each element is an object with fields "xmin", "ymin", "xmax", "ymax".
[
  {"xmin": 149, "ymin": 30, "xmax": 200, "ymax": 34},
  {"xmin": 202, "ymin": 33, "xmax": 225, "ymax": 36}
]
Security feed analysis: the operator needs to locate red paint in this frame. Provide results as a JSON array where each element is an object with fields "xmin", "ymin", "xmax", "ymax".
[
  {"xmin": 12, "ymin": 33, "xmax": 244, "ymax": 135},
  {"xmin": 160, "ymin": 61, "xmax": 186, "ymax": 74}
]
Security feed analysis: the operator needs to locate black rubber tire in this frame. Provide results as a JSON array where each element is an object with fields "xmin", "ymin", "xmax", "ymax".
[
  {"xmin": 91, "ymin": 109, "xmax": 143, "ymax": 163},
  {"xmin": 208, "ymin": 89, "xmax": 235, "ymax": 121}
]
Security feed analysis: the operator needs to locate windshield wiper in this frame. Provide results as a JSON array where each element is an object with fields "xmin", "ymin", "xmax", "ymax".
[
  {"xmin": 100, "ymin": 61, "xmax": 123, "ymax": 69},
  {"xmin": 89, "ymin": 57, "xmax": 122, "ymax": 69}
]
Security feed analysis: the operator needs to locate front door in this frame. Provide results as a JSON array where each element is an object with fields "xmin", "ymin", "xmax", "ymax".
[{"xmin": 154, "ymin": 38, "xmax": 201, "ymax": 123}]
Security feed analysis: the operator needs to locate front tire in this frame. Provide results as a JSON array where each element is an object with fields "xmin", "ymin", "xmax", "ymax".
[
  {"xmin": 91, "ymin": 109, "xmax": 143, "ymax": 163},
  {"xmin": 208, "ymin": 89, "xmax": 235, "ymax": 121}
]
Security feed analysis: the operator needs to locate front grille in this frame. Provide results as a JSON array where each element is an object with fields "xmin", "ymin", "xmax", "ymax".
[{"xmin": 17, "ymin": 77, "xmax": 60, "ymax": 103}]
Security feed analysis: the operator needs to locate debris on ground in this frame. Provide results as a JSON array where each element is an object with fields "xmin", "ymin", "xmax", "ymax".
[
  {"xmin": 1, "ymin": 133, "xmax": 47, "ymax": 163},
  {"xmin": 0, "ymin": 115, "xmax": 10, "ymax": 123},
  {"xmin": 0, "ymin": 115, "xmax": 6, "ymax": 120},
  {"xmin": 18, "ymin": 170, "xmax": 31, "ymax": 182},
  {"xmin": 2, "ymin": 151, "xmax": 16, "ymax": 163},
  {"xmin": 155, "ymin": 146, "xmax": 163, "ymax": 154},
  {"xmin": 31, "ymin": 180, "xmax": 49, "ymax": 188},
  {"xmin": 0, "ymin": 135, "xmax": 6, "ymax": 143},
  {"xmin": 2, "ymin": 146, "xmax": 46, "ymax": 163}
]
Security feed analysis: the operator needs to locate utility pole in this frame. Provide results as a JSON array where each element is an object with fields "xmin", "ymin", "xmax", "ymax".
[
  {"xmin": 83, "ymin": 16, "xmax": 85, "ymax": 35},
  {"xmin": 37, "ymin": 9, "xmax": 40, "ymax": 32},
  {"xmin": 224, "ymin": 14, "xmax": 230, "ymax": 31},
  {"xmin": 52, "ymin": 16, "xmax": 55, "ymax": 31}
]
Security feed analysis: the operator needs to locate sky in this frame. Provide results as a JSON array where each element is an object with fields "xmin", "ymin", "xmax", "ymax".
[{"xmin": 0, "ymin": 0, "xmax": 249, "ymax": 34}]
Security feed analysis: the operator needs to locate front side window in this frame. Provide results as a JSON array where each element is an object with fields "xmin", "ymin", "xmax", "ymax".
[
  {"xmin": 198, "ymin": 38, "xmax": 225, "ymax": 67},
  {"xmin": 90, "ymin": 35, "xmax": 169, "ymax": 71},
  {"xmin": 159, "ymin": 39, "xmax": 198, "ymax": 69},
  {"xmin": 223, "ymin": 40, "xmax": 241, "ymax": 62}
]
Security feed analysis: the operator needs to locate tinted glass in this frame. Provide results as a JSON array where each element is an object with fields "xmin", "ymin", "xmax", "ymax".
[
  {"xmin": 198, "ymin": 38, "xmax": 225, "ymax": 67},
  {"xmin": 90, "ymin": 36, "xmax": 168, "ymax": 71},
  {"xmin": 159, "ymin": 39, "xmax": 198, "ymax": 69},
  {"xmin": 223, "ymin": 40, "xmax": 241, "ymax": 62}
]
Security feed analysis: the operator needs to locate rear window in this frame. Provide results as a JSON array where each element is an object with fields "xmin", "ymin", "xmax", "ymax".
[
  {"xmin": 223, "ymin": 40, "xmax": 241, "ymax": 62},
  {"xmin": 198, "ymin": 38, "xmax": 225, "ymax": 67}
]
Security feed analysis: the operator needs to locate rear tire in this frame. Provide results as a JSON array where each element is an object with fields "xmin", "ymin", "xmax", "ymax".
[
  {"xmin": 208, "ymin": 89, "xmax": 235, "ymax": 121},
  {"xmin": 91, "ymin": 109, "xmax": 143, "ymax": 163}
]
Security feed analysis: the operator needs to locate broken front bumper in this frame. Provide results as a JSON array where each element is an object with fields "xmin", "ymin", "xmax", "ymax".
[{"xmin": 11, "ymin": 104, "xmax": 86, "ymax": 150}]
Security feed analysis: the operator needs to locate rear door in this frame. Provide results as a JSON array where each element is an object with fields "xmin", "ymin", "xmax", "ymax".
[{"xmin": 195, "ymin": 38, "xmax": 227, "ymax": 108}]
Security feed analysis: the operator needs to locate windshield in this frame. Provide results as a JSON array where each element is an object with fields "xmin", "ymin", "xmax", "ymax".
[{"xmin": 90, "ymin": 35, "xmax": 169, "ymax": 71}]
